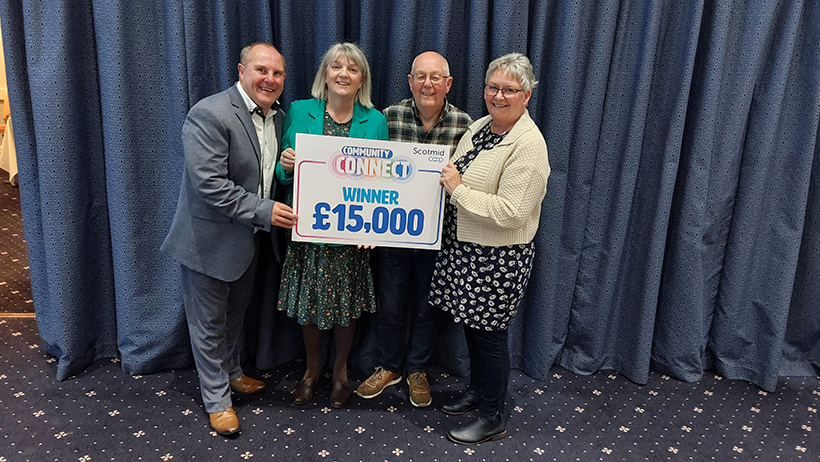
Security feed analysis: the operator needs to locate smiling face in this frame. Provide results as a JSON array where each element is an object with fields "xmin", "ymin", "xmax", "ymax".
[
  {"xmin": 484, "ymin": 70, "xmax": 531, "ymax": 131},
  {"xmin": 238, "ymin": 44, "xmax": 286, "ymax": 114},
  {"xmin": 408, "ymin": 52, "xmax": 452, "ymax": 115},
  {"xmin": 324, "ymin": 56, "xmax": 363, "ymax": 101}
]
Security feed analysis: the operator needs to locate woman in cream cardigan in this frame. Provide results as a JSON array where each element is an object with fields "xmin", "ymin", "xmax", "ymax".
[{"xmin": 432, "ymin": 53, "xmax": 550, "ymax": 445}]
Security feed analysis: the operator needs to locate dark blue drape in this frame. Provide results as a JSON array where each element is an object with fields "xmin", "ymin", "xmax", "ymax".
[{"xmin": 1, "ymin": 0, "xmax": 817, "ymax": 391}]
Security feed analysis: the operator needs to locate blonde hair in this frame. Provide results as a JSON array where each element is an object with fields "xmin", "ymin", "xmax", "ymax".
[{"xmin": 311, "ymin": 43, "xmax": 373, "ymax": 108}]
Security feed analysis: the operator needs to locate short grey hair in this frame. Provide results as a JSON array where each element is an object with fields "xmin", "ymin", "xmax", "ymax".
[
  {"xmin": 311, "ymin": 43, "xmax": 374, "ymax": 108},
  {"xmin": 485, "ymin": 53, "xmax": 538, "ymax": 92}
]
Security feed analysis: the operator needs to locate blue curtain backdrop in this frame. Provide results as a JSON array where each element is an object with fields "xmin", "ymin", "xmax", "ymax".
[{"xmin": 0, "ymin": 0, "xmax": 817, "ymax": 391}]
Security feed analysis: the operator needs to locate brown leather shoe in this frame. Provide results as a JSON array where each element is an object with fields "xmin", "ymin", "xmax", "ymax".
[
  {"xmin": 230, "ymin": 375, "xmax": 266, "ymax": 394},
  {"xmin": 209, "ymin": 407, "xmax": 239, "ymax": 436},
  {"xmin": 355, "ymin": 367, "xmax": 401, "ymax": 399},
  {"xmin": 292, "ymin": 377, "xmax": 316, "ymax": 405},
  {"xmin": 331, "ymin": 379, "xmax": 351, "ymax": 408},
  {"xmin": 407, "ymin": 372, "xmax": 432, "ymax": 407}
]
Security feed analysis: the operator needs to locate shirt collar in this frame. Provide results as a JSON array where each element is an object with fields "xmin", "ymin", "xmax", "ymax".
[
  {"xmin": 236, "ymin": 82, "xmax": 279, "ymax": 118},
  {"xmin": 411, "ymin": 97, "xmax": 449, "ymax": 125}
]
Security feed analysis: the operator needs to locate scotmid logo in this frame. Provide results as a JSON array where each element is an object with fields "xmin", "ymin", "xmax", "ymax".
[{"xmin": 330, "ymin": 145, "xmax": 414, "ymax": 182}]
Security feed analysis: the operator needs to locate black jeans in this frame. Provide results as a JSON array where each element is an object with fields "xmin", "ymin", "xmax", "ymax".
[
  {"xmin": 464, "ymin": 325, "xmax": 510, "ymax": 421},
  {"xmin": 373, "ymin": 247, "xmax": 439, "ymax": 373}
]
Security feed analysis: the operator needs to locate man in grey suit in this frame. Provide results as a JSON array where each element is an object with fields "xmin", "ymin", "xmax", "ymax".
[{"xmin": 162, "ymin": 42, "xmax": 296, "ymax": 436}]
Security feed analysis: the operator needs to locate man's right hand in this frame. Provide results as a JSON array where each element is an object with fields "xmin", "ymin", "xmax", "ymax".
[{"xmin": 271, "ymin": 201, "xmax": 297, "ymax": 229}]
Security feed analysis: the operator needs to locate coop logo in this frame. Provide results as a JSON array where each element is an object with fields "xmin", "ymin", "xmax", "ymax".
[{"xmin": 331, "ymin": 145, "xmax": 414, "ymax": 182}]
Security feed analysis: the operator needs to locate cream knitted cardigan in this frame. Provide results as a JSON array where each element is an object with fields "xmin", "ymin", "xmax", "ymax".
[{"xmin": 449, "ymin": 111, "xmax": 550, "ymax": 247}]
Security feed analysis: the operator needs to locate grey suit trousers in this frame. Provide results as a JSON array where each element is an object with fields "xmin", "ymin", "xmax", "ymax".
[{"xmin": 180, "ymin": 236, "xmax": 260, "ymax": 413}]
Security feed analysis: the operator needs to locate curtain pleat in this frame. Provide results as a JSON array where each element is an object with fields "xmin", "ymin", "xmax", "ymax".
[
  {"xmin": 1, "ymin": 1, "xmax": 119, "ymax": 381},
  {"xmin": 0, "ymin": 0, "xmax": 816, "ymax": 389}
]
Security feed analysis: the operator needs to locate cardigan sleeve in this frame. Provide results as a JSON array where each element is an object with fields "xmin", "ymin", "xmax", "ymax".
[{"xmin": 450, "ymin": 131, "xmax": 549, "ymax": 230}]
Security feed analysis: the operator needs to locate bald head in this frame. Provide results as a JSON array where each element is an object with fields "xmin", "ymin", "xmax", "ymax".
[{"xmin": 411, "ymin": 51, "xmax": 450, "ymax": 76}]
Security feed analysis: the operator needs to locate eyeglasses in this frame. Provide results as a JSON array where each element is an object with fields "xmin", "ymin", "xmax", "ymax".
[
  {"xmin": 410, "ymin": 74, "xmax": 449, "ymax": 84},
  {"xmin": 484, "ymin": 85, "xmax": 524, "ymax": 97}
]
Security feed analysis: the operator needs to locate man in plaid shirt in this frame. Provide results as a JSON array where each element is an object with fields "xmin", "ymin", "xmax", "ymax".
[{"xmin": 356, "ymin": 52, "xmax": 472, "ymax": 407}]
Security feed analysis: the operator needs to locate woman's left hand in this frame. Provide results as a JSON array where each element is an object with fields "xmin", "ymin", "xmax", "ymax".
[{"xmin": 440, "ymin": 162, "xmax": 462, "ymax": 195}]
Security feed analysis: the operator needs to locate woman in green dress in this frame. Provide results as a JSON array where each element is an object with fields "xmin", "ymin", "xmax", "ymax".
[{"xmin": 275, "ymin": 43, "xmax": 388, "ymax": 408}]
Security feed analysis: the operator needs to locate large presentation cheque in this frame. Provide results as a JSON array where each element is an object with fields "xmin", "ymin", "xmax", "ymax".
[{"xmin": 292, "ymin": 133, "xmax": 450, "ymax": 249}]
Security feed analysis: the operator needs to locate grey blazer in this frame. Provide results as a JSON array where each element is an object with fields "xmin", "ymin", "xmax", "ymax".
[{"xmin": 161, "ymin": 85, "xmax": 285, "ymax": 282}]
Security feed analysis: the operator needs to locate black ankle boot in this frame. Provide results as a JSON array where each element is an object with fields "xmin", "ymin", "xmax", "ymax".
[
  {"xmin": 440, "ymin": 391, "xmax": 481, "ymax": 415},
  {"xmin": 447, "ymin": 414, "xmax": 507, "ymax": 445}
]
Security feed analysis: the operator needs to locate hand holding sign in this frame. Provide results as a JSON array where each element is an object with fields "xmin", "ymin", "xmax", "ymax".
[
  {"xmin": 280, "ymin": 147, "xmax": 296, "ymax": 173},
  {"xmin": 293, "ymin": 134, "xmax": 449, "ymax": 249}
]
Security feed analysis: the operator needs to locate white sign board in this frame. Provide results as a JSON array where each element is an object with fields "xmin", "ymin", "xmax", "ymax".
[{"xmin": 292, "ymin": 133, "xmax": 449, "ymax": 249}]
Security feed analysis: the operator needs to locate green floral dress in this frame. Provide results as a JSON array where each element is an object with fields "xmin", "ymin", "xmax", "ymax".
[{"xmin": 277, "ymin": 111, "xmax": 376, "ymax": 330}]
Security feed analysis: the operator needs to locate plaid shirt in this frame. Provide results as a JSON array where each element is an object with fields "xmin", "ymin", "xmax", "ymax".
[{"xmin": 382, "ymin": 98, "xmax": 472, "ymax": 150}]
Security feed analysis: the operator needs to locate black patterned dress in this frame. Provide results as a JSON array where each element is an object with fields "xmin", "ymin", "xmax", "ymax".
[
  {"xmin": 277, "ymin": 111, "xmax": 376, "ymax": 330},
  {"xmin": 428, "ymin": 123, "xmax": 535, "ymax": 331}
]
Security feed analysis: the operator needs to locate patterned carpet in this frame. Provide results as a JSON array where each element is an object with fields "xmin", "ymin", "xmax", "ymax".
[
  {"xmin": 0, "ymin": 314, "xmax": 816, "ymax": 461},
  {"xmin": 0, "ymin": 182, "xmax": 817, "ymax": 461},
  {"xmin": 0, "ymin": 181, "xmax": 32, "ymax": 314}
]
